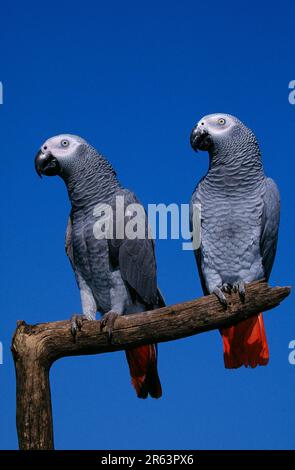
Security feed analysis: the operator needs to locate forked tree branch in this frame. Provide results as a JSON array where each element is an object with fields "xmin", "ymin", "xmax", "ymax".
[{"xmin": 11, "ymin": 280, "xmax": 291, "ymax": 450}]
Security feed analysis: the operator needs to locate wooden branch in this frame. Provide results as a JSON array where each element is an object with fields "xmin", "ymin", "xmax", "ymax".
[{"xmin": 11, "ymin": 280, "xmax": 290, "ymax": 450}]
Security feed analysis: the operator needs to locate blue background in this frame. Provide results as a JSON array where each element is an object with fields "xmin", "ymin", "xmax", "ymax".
[{"xmin": 0, "ymin": 0, "xmax": 294, "ymax": 450}]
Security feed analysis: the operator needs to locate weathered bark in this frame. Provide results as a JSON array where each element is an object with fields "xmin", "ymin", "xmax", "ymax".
[
  {"xmin": 12, "ymin": 321, "xmax": 54, "ymax": 450},
  {"xmin": 11, "ymin": 280, "xmax": 290, "ymax": 450}
]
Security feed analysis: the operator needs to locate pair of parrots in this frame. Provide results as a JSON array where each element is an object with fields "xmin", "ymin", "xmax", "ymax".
[{"xmin": 35, "ymin": 113, "xmax": 280, "ymax": 399}]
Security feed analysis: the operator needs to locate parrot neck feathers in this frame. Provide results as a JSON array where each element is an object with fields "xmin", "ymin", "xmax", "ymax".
[
  {"xmin": 208, "ymin": 133, "xmax": 263, "ymax": 173},
  {"xmin": 203, "ymin": 134, "xmax": 265, "ymax": 192},
  {"xmin": 62, "ymin": 149, "xmax": 121, "ymax": 209}
]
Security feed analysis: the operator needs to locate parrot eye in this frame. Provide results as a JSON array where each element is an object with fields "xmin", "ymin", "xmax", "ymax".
[
  {"xmin": 218, "ymin": 118, "xmax": 226, "ymax": 125},
  {"xmin": 61, "ymin": 139, "xmax": 69, "ymax": 147}
]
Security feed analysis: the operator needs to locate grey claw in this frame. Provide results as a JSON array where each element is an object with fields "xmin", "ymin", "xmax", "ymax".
[
  {"xmin": 213, "ymin": 287, "xmax": 228, "ymax": 308},
  {"xmin": 70, "ymin": 314, "xmax": 86, "ymax": 341},
  {"xmin": 239, "ymin": 284, "xmax": 246, "ymax": 302},
  {"xmin": 221, "ymin": 283, "xmax": 232, "ymax": 294},
  {"xmin": 233, "ymin": 281, "xmax": 246, "ymax": 301},
  {"xmin": 100, "ymin": 311, "xmax": 119, "ymax": 342}
]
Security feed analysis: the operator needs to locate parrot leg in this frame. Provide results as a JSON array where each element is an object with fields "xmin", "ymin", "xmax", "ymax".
[
  {"xmin": 213, "ymin": 286, "xmax": 228, "ymax": 308},
  {"xmin": 232, "ymin": 280, "xmax": 246, "ymax": 301},
  {"xmin": 70, "ymin": 314, "xmax": 88, "ymax": 341},
  {"xmin": 100, "ymin": 311, "xmax": 119, "ymax": 341}
]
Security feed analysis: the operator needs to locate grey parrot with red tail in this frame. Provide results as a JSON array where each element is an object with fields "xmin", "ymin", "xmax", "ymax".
[
  {"xmin": 190, "ymin": 114, "xmax": 280, "ymax": 368},
  {"xmin": 35, "ymin": 134, "xmax": 163, "ymax": 398}
]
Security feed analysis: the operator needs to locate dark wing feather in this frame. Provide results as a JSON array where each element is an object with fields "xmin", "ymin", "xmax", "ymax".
[
  {"xmin": 260, "ymin": 177, "xmax": 280, "ymax": 281},
  {"xmin": 108, "ymin": 189, "xmax": 159, "ymax": 306},
  {"xmin": 65, "ymin": 213, "xmax": 74, "ymax": 268},
  {"xmin": 190, "ymin": 187, "xmax": 209, "ymax": 295}
]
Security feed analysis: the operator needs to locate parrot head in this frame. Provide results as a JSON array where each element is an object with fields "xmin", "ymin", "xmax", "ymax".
[
  {"xmin": 190, "ymin": 113, "xmax": 252, "ymax": 153},
  {"xmin": 35, "ymin": 134, "xmax": 88, "ymax": 178}
]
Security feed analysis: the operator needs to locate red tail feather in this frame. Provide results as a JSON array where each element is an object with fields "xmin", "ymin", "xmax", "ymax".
[
  {"xmin": 125, "ymin": 344, "xmax": 162, "ymax": 399},
  {"xmin": 221, "ymin": 313, "xmax": 269, "ymax": 368}
]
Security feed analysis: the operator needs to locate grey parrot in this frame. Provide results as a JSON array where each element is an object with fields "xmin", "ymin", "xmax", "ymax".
[
  {"xmin": 190, "ymin": 114, "xmax": 280, "ymax": 368},
  {"xmin": 35, "ymin": 134, "xmax": 163, "ymax": 398}
]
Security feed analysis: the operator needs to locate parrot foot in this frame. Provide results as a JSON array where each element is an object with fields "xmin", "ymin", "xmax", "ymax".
[
  {"xmin": 232, "ymin": 280, "xmax": 246, "ymax": 301},
  {"xmin": 221, "ymin": 283, "xmax": 232, "ymax": 294},
  {"xmin": 100, "ymin": 311, "xmax": 119, "ymax": 342},
  {"xmin": 70, "ymin": 314, "xmax": 88, "ymax": 341},
  {"xmin": 213, "ymin": 286, "xmax": 228, "ymax": 308}
]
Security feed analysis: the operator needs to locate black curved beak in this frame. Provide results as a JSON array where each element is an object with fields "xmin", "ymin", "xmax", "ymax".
[
  {"xmin": 35, "ymin": 150, "xmax": 61, "ymax": 178},
  {"xmin": 190, "ymin": 126, "xmax": 211, "ymax": 152}
]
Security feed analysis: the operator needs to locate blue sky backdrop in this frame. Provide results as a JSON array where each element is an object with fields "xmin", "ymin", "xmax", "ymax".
[{"xmin": 0, "ymin": 0, "xmax": 294, "ymax": 450}]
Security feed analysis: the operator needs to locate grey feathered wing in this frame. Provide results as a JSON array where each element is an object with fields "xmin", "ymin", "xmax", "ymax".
[
  {"xmin": 108, "ymin": 189, "xmax": 163, "ymax": 398},
  {"xmin": 108, "ymin": 189, "xmax": 164, "ymax": 308},
  {"xmin": 190, "ymin": 186, "xmax": 209, "ymax": 295},
  {"xmin": 65, "ymin": 214, "xmax": 74, "ymax": 268},
  {"xmin": 260, "ymin": 178, "xmax": 280, "ymax": 281}
]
